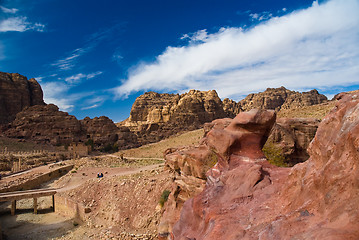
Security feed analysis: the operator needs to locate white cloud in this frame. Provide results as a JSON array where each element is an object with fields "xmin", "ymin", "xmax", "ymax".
[
  {"xmin": 41, "ymin": 82, "xmax": 74, "ymax": 111},
  {"xmin": 115, "ymin": 0, "xmax": 359, "ymax": 100},
  {"xmin": 81, "ymin": 104, "xmax": 99, "ymax": 110},
  {"xmin": 0, "ymin": 17, "xmax": 45, "ymax": 32},
  {"xmin": 64, "ymin": 71, "xmax": 103, "ymax": 84},
  {"xmin": 41, "ymin": 81, "xmax": 97, "ymax": 112},
  {"xmin": 0, "ymin": 6, "xmax": 19, "ymax": 14},
  {"xmin": 181, "ymin": 29, "xmax": 209, "ymax": 43},
  {"xmin": 250, "ymin": 11, "xmax": 273, "ymax": 21},
  {"xmin": 51, "ymin": 48, "xmax": 86, "ymax": 70},
  {"xmin": 81, "ymin": 96, "xmax": 107, "ymax": 110}
]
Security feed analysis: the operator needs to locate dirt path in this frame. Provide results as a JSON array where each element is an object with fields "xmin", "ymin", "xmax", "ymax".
[
  {"xmin": 0, "ymin": 158, "xmax": 165, "ymax": 240},
  {"xmin": 56, "ymin": 163, "xmax": 163, "ymax": 192}
]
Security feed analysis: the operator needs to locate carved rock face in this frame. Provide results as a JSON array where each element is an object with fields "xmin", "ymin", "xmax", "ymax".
[
  {"xmin": 170, "ymin": 93, "xmax": 359, "ymax": 239},
  {"xmin": 0, "ymin": 72, "xmax": 45, "ymax": 124}
]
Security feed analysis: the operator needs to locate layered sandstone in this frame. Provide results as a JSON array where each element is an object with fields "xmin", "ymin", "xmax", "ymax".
[
  {"xmin": 169, "ymin": 93, "xmax": 359, "ymax": 239},
  {"xmin": 121, "ymin": 90, "xmax": 227, "ymax": 145},
  {"xmin": 3, "ymin": 104, "xmax": 83, "ymax": 145},
  {"xmin": 237, "ymin": 86, "xmax": 328, "ymax": 112},
  {"xmin": 0, "ymin": 72, "xmax": 45, "ymax": 124},
  {"xmin": 3, "ymin": 104, "xmax": 138, "ymax": 150},
  {"xmin": 122, "ymin": 87, "xmax": 327, "ymax": 146}
]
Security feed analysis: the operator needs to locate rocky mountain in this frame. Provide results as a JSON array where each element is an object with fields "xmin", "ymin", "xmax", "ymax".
[
  {"xmin": 223, "ymin": 86, "xmax": 328, "ymax": 117},
  {"xmin": 2, "ymin": 104, "xmax": 138, "ymax": 150},
  {"xmin": 122, "ymin": 87, "xmax": 327, "ymax": 145},
  {"xmin": 120, "ymin": 90, "xmax": 227, "ymax": 145},
  {"xmin": 0, "ymin": 72, "xmax": 45, "ymax": 124},
  {"xmin": 161, "ymin": 92, "xmax": 359, "ymax": 239}
]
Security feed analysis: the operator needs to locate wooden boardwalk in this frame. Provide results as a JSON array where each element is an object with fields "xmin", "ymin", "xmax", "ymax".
[{"xmin": 0, "ymin": 188, "xmax": 57, "ymax": 215}]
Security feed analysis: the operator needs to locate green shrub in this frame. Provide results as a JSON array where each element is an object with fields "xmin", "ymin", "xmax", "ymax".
[
  {"xmin": 101, "ymin": 143, "xmax": 118, "ymax": 153},
  {"xmin": 262, "ymin": 142, "xmax": 289, "ymax": 167},
  {"xmin": 159, "ymin": 190, "xmax": 171, "ymax": 207}
]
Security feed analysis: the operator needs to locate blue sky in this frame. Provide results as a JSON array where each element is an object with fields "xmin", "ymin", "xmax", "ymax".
[{"xmin": 1, "ymin": 0, "xmax": 358, "ymax": 122}]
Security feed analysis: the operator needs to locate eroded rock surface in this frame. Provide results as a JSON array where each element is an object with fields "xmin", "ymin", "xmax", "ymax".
[
  {"xmin": 238, "ymin": 86, "xmax": 328, "ymax": 112},
  {"xmin": 120, "ymin": 90, "xmax": 227, "ymax": 145},
  {"xmin": 122, "ymin": 87, "xmax": 327, "ymax": 146},
  {"xmin": 264, "ymin": 117, "xmax": 320, "ymax": 166},
  {"xmin": 0, "ymin": 72, "xmax": 45, "ymax": 124},
  {"xmin": 170, "ymin": 93, "xmax": 359, "ymax": 239},
  {"xmin": 3, "ymin": 104, "xmax": 138, "ymax": 150}
]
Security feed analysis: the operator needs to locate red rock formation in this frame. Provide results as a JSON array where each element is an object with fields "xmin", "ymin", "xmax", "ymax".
[
  {"xmin": 3, "ymin": 105, "xmax": 138, "ymax": 150},
  {"xmin": 264, "ymin": 117, "xmax": 320, "ymax": 166},
  {"xmin": 170, "ymin": 93, "xmax": 359, "ymax": 239},
  {"xmin": 0, "ymin": 72, "xmax": 45, "ymax": 124}
]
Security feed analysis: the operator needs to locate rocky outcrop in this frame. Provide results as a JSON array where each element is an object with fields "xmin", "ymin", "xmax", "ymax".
[
  {"xmin": 237, "ymin": 86, "xmax": 328, "ymax": 111},
  {"xmin": 3, "ymin": 104, "xmax": 83, "ymax": 145},
  {"xmin": 122, "ymin": 87, "xmax": 327, "ymax": 146},
  {"xmin": 121, "ymin": 90, "xmax": 227, "ymax": 145},
  {"xmin": 168, "ymin": 93, "xmax": 359, "ymax": 239},
  {"xmin": 0, "ymin": 72, "xmax": 45, "ymax": 124},
  {"xmin": 263, "ymin": 117, "xmax": 320, "ymax": 166},
  {"xmin": 3, "ymin": 104, "xmax": 138, "ymax": 150},
  {"xmin": 159, "ymin": 109, "xmax": 277, "ymax": 238},
  {"xmin": 81, "ymin": 116, "xmax": 120, "ymax": 146}
]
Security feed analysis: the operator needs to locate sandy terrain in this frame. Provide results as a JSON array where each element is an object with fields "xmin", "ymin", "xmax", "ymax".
[{"xmin": 0, "ymin": 155, "xmax": 169, "ymax": 240}]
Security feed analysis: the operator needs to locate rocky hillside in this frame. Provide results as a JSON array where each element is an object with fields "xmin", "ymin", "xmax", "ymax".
[
  {"xmin": 223, "ymin": 86, "xmax": 328, "ymax": 117},
  {"xmin": 121, "ymin": 87, "xmax": 327, "ymax": 145},
  {"xmin": 2, "ymin": 104, "xmax": 138, "ymax": 150},
  {"xmin": 161, "ymin": 92, "xmax": 359, "ymax": 239},
  {"xmin": 0, "ymin": 72, "xmax": 45, "ymax": 124},
  {"xmin": 120, "ymin": 90, "xmax": 227, "ymax": 145}
]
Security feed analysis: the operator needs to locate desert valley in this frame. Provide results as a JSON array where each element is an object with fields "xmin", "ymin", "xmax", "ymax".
[
  {"xmin": 0, "ymin": 71, "xmax": 358, "ymax": 239},
  {"xmin": 1, "ymin": 1, "xmax": 359, "ymax": 239}
]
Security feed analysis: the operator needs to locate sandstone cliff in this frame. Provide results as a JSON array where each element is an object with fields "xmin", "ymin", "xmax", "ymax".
[
  {"xmin": 3, "ymin": 104, "xmax": 138, "ymax": 150},
  {"xmin": 122, "ymin": 87, "xmax": 327, "ymax": 146},
  {"xmin": 165, "ymin": 92, "xmax": 359, "ymax": 239},
  {"xmin": 121, "ymin": 90, "xmax": 227, "ymax": 145},
  {"xmin": 0, "ymin": 72, "xmax": 45, "ymax": 124},
  {"xmin": 237, "ymin": 86, "xmax": 328, "ymax": 112}
]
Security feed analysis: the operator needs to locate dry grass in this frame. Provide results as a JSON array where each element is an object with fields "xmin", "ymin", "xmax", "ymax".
[
  {"xmin": 277, "ymin": 100, "xmax": 336, "ymax": 120},
  {"xmin": 118, "ymin": 129, "xmax": 204, "ymax": 158}
]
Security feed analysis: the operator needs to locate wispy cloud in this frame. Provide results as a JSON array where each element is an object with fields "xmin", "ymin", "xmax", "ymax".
[
  {"xmin": 41, "ymin": 82, "xmax": 74, "ymax": 111},
  {"xmin": 51, "ymin": 48, "xmax": 87, "ymax": 70},
  {"xmin": 80, "ymin": 96, "xmax": 107, "ymax": 110},
  {"xmin": 0, "ymin": 6, "xmax": 18, "ymax": 14},
  {"xmin": 40, "ymin": 71, "xmax": 104, "ymax": 112},
  {"xmin": 51, "ymin": 23, "xmax": 124, "ymax": 71},
  {"xmin": 249, "ymin": 12, "xmax": 273, "ymax": 21},
  {"xmin": 41, "ymin": 81, "xmax": 98, "ymax": 112},
  {"xmin": 64, "ymin": 71, "xmax": 103, "ymax": 84},
  {"xmin": 181, "ymin": 29, "xmax": 209, "ymax": 43},
  {"xmin": 0, "ymin": 17, "xmax": 45, "ymax": 32},
  {"xmin": 115, "ymin": 0, "xmax": 359, "ymax": 100}
]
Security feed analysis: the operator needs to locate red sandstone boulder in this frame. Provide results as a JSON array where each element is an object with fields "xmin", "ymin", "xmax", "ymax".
[{"xmin": 170, "ymin": 93, "xmax": 359, "ymax": 239}]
